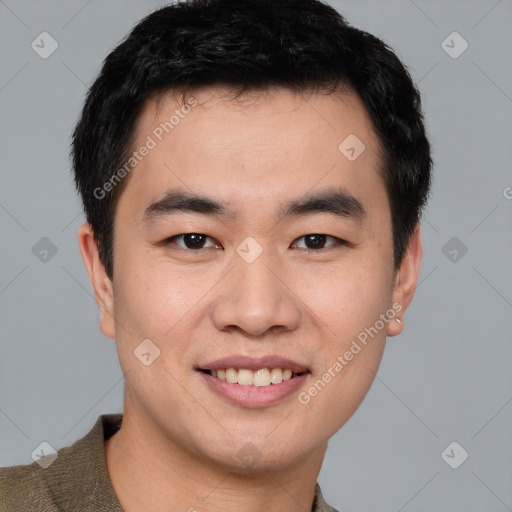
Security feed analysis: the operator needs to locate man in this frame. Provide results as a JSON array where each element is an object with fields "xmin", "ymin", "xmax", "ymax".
[{"xmin": 0, "ymin": 0, "xmax": 431, "ymax": 510}]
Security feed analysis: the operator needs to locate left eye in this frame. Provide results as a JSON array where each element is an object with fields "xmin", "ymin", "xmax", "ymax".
[{"xmin": 291, "ymin": 234, "xmax": 345, "ymax": 250}]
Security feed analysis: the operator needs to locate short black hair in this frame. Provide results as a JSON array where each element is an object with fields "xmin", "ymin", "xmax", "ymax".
[{"xmin": 72, "ymin": 0, "xmax": 432, "ymax": 280}]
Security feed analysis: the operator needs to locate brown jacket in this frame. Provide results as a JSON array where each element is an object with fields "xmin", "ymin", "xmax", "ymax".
[{"xmin": 0, "ymin": 414, "xmax": 339, "ymax": 511}]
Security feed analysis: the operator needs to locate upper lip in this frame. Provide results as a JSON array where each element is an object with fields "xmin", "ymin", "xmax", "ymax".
[{"xmin": 198, "ymin": 355, "xmax": 309, "ymax": 373}]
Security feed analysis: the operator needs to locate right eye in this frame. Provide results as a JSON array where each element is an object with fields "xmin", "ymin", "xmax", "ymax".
[{"xmin": 161, "ymin": 233, "xmax": 222, "ymax": 250}]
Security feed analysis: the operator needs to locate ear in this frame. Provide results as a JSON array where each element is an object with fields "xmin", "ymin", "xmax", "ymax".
[
  {"xmin": 78, "ymin": 222, "xmax": 116, "ymax": 339},
  {"xmin": 387, "ymin": 224, "xmax": 423, "ymax": 337}
]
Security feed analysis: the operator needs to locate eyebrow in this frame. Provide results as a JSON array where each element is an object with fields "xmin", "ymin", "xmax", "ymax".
[
  {"xmin": 143, "ymin": 187, "xmax": 366, "ymax": 224},
  {"xmin": 280, "ymin": 188, "xmax": 366, "ymax": 222}
]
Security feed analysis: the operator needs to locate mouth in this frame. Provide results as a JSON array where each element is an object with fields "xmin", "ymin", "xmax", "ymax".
[
  {"xmin": 196, "ymin": 355, "xmax": 311, "ymax": 407},
  {"xmin": 197, "ymin": 366, "xmax": 311, "ymax": 408},
  {"xmin": 198, "ymin": 367, "xmax": 309, "ymax": 387}
]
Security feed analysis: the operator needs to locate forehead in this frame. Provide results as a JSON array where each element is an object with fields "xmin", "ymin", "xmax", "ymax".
[{"xmin": 117, "ymin": 85, "xmax": 386, "ymax": 222}]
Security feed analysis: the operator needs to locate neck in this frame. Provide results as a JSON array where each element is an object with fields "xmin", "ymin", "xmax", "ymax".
[{"xmin": 104, "ymin": 407, "xmax": 327, "ymax": 512}]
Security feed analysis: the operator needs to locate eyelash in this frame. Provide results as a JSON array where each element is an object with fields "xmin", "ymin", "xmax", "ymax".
[{"xmin": 160, "ymin": 233, "xmax": 349, "ymax": 252}]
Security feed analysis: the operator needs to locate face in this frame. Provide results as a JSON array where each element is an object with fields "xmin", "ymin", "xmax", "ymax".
[{"xmin": 81, "ymin": 85, "xmax": 421, "ymax": 471}]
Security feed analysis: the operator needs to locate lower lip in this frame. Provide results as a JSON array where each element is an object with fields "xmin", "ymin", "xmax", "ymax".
[{"xmin": 197, "ymin": 371, "xmax": 309, "ymax": 408}]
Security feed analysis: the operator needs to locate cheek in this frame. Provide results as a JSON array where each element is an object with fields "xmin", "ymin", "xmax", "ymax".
[
  {"xmin": 299, "ymin": 258, "xmax": 393, "ymax": 332},
  {"xmin": 297, "ymin": 259, "xmax": 392, "ymax": 411},
  {"xmin": 112, "ymin": 249, "xmax": 224, "ymax": 367},
  {"xmin": 114, "ymin": 251, "xmax": 186, "ymax": 332}
]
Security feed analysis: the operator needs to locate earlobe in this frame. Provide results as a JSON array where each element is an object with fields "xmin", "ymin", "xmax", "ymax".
[
  {"xmin": 387, "ymin": 224, "xmax": 423, "ymax": 337},
  {"xmin": 77, "ymin": 223, "xmax": 116, "ymax": 339}
]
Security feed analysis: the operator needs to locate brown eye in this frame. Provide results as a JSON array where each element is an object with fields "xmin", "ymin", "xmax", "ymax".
[
  {"xmin": 292, "ymin": 234, "xmax": 346, "ymax": 250},
  {"xmin": 165, "ymin": 233, "xmax": 220, "ymax": 250},
  {"xmin": 181, "ymin": 233, "xmax": 207, "ymax": 249}
]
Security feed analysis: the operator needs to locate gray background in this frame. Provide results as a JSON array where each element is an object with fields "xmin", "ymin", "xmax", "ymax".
[{"xmin": 1, "ymin": 0, "xmax": 511, "ymax": 510}]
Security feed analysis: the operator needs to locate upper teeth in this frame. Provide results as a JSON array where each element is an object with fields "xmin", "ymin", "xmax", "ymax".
[{"xmin": 211, "ymin": 368, "xmax": 297, "ymax": 386}]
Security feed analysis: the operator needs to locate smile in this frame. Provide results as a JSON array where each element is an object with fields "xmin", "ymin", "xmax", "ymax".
[
  {"xmin": 197, "ymin": 368, "xmax": 310, "ymax": 408},
  {"xmin": 199, "ymin": 367, "xmax": 307, "ymax": 387}
]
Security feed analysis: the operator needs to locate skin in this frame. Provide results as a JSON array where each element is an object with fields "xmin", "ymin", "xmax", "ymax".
[{"xmin": 79, "ymin": 85, "xmax": 422, "ymax": 512}]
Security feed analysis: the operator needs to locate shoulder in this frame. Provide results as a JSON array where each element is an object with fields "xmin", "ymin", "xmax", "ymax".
[
  {"xmin": 0, "ymin": 414, "xmax": 123, "ymax": 512},
  {"xmin": 0, "ymin": 461, "xmax": 56, "ymax": 512}
]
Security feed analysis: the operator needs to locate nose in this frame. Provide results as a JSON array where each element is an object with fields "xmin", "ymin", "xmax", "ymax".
[{"xmin": 211, "ymin": 249, "xmax": 301, "ymax": 337}]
